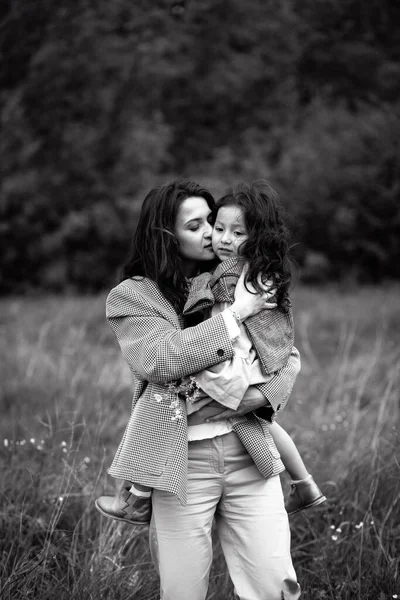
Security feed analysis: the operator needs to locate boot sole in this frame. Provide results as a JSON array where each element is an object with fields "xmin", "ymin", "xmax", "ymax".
[
  {"xmin": 287, "ymin": 495, "xmax": 327, "ymax": 516},
  {"xmin": 95, "ymin": 499, "xmax": 150, "ymax": 526}
]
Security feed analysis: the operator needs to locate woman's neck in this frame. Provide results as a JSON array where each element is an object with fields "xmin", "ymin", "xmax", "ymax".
[{"xmin": 181, "ymin": 260, "xmax": 198, "ymax": 278}]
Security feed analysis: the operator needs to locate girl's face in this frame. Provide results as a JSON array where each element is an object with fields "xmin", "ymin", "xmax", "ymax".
[
  {"xmin": 212, "ymin": 205, "xmax": 248, "ymax": 260},
  {"xmin": 174, "ymin": 196, "xmax": 215, "ymax": 275}
]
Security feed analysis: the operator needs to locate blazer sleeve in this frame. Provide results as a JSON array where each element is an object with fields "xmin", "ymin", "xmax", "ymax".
[
  {"xmin": 254, "ymin": 346, "xmax": 301, "ymax": 420},
  {"xmin": 106, "ymin": 282, "xmax": 235, "ymax": 384}
]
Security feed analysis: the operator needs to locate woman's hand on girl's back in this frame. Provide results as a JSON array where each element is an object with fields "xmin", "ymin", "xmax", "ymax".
[{"xmin": 203, "ymin": 387, "xmax": 268, "ymax": 422}]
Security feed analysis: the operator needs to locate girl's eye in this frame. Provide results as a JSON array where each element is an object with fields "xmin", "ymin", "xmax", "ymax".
[
  {"xmin": 214, "ymin": 226, "xmax": 223, "ymax": 232},
  {"xmin": 234, "ymin": 231, "xmax": 245, "ymax": 236}
]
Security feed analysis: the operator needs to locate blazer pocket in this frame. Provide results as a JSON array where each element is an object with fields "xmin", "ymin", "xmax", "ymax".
[{"xmin": 125, "ymin": 394, "xmax": 180, "ymax": 476}]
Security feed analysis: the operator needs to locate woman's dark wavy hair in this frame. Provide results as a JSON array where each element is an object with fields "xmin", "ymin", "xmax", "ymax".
[
  {"xmin": 217, "ymin": 180, "xmax": 292, "ymax": 312},
  {"xmin": 121, "ymin": 179, "xmax": 216, "ymax": 312}
]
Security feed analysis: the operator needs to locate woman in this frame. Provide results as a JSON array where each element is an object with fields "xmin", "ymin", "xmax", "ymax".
[{"xmin": 99, "ymin": 180, "xmax": 301, "ymax": 600}]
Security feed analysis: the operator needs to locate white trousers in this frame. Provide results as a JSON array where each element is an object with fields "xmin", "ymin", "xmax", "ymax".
[{"xmin": 150, "ymin": 432, "xmax": 301, "ymax": 600}]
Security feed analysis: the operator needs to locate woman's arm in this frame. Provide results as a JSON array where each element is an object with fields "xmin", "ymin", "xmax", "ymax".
[
  {"xmin": 203, "ymin": 346, "xmax": 301, "ymax": 422},
  {"xmin": 106, "ymin": 281, "xmax": 235, "ymax": 383},
  {"xmin": 107, "ymin": 269, "xmax": 272, "ymax": 384}
]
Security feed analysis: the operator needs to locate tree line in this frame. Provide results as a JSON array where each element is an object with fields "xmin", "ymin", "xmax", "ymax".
[{"xmin": 1, "ymin": 0, "xmax": 400, "ymax": 292}]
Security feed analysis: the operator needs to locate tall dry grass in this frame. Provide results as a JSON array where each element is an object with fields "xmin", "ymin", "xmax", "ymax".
[{"xmin": 0, "ymin": 286, "xmax": 399, "ymax": 599}]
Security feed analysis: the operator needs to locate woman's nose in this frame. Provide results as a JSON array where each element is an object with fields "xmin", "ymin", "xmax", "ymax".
[{"xmin": 204, "ymin": 222, "xmax": 213, "ymax": 238}]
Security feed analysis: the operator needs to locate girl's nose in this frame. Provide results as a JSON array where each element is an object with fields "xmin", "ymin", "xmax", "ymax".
[{"xmin": 221, "ymin": 232, "xmax": 232, "ymax": 244}]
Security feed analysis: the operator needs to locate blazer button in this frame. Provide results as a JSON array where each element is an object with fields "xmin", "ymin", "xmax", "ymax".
[{"xmin": 217, "ymin": 349, "xmax": 224, "ymax": 357}]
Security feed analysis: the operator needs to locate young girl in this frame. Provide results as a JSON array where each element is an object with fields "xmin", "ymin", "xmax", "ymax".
[
  {"xmin": 182, "ymin": 180, "xmax": 326, "ymax": 516},
  {"xmin": 96, "ymin": 180, "xmax": 325, "ymax": 526}
]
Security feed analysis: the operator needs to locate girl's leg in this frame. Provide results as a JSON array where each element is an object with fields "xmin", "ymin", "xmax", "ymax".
[
  {"xmin": 269, "ymin": 421, "xmax": 309, "ymax": 481},
  {"xmin": 269, "ymin": 423, "xmax": 327, "ymax": 515},
  {"xmin": 215, "ymin": 432, "xmax": 301, "ymax": 600},
  {"xmin": 95, "ymin": 479, "xmax": 152, "ymax": 524},
  {"xmin": 150, "ymin": 439, "xmax": 222, "ymax": 600},
  {"xmin": 129, "ymin": 481, "xmax": 152, "ymax": 495}
]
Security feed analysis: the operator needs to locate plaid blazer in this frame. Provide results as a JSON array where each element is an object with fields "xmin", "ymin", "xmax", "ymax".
[
  {"xmin": 106, "ymin": 277, "xmax": 301, "ymax": 505},
  {"xmin": 183, "ymin": 257, "xmax": 294, "ymax": 374}
]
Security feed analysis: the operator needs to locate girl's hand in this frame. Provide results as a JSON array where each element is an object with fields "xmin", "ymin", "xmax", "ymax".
[{"xmin": 231, "ymin": 265, "xmax": 277, "ymax": 321}]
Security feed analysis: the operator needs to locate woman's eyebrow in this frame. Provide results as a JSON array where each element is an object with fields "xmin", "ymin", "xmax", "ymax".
[
  {"xmin": 184, "ymin": 217, "xmax": 202, "ymax": 225},
  {"xmin": 185, "ymin": 214, "xmax": 212, "ymax": 226}
]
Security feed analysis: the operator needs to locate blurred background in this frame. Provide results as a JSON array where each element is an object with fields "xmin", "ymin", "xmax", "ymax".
[
  {"xmin": 1, "ymin": 2, "xmax": 400, "ymax": 599},
  {"xmin": 1, "ymin": 0, "xmax": 400, "ymax": 293}
]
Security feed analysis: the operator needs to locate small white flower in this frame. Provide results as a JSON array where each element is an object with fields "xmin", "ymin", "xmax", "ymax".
[
  {"xmin": 60, "ymin": 441, "xmax": 67, "ymax": 447},
  {"xmin": 30, "ymin": 438, "xmax": 36, "ymax": 444},
  {"xmin": 331, "ymin": 535, "xmax": 338, "ymax": 541},
  {"xmin": 62, "ymin": 448, "xmax": 67, "ymax": 453},
  {"xmin": 154, "ymin": 394, "xmax": 163, "ymax": 403},
  {"xmin": 171, "ymin": 411, "xmax": 183, "ymax": 421},
  {"xmin": 330, "ymin": 525, "xmax": 335, "ymax": 530},
  {"xmin": 83, "ymin": 456, "xmax": 91, "ymax": 464},
  {"xmin": 58, "ymin": 496, "xmax": 64, "ymax": 503},
  {"xmin": 20, "ymin": 439, "xmax": 26, "ymax": 446},
  {"xmin": 336, "ymin": 528, "xmax": 342, "ymax": 533},
  {"xmin": 3, "ymin": 439, "xmax": 8, "ymax": 448},
  {"xmin": 167, "ymin": 381, "xmax": 179, "ymax": 393},
  {"xmin": 321, "ymin": 424, "xmax": 328, "ymax": 432}
]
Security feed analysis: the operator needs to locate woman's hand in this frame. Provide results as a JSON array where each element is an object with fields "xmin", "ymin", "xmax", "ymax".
[
  {"xmin": 230, "ymin": 265, "xmax": 276, "ymax": 321},
  {"xmin": 201, "ymin": 386, "xmax": 268, "ymax": 422}
]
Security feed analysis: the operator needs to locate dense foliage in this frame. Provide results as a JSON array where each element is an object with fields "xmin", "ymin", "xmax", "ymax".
[{"xmin": 1, "ymin": 0, "xmax": 400, "ymax": 292}]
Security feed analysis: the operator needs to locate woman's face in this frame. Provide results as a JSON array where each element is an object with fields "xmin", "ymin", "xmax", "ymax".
[
  {"xmin": 212, "ymin": 205, "xmax": 248, "ymax": 261},
  {"xmin": 174, "ymin": 196, "xmax": 215, "ymax": 275}
]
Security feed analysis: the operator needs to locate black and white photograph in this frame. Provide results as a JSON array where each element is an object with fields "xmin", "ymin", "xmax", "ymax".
[{"xmin": 1, "ymin": 1, "xmax": 399, "ymax": 599}]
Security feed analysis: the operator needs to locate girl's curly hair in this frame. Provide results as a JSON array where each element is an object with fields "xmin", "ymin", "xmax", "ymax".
[{"xmin": 217, "ymin": 180, "xmax": 292, "ymax": 312}]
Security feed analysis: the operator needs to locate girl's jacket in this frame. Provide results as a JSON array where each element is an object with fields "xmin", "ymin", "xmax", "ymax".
[{"xmin": 183, "ymin": 257, "xmax": 294, "ymax": 374}]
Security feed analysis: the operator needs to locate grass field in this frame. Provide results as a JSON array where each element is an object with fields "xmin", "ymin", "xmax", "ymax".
[{"xmin": 0, "ymin": 285, "xmax": 399, "ymax": 600}]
